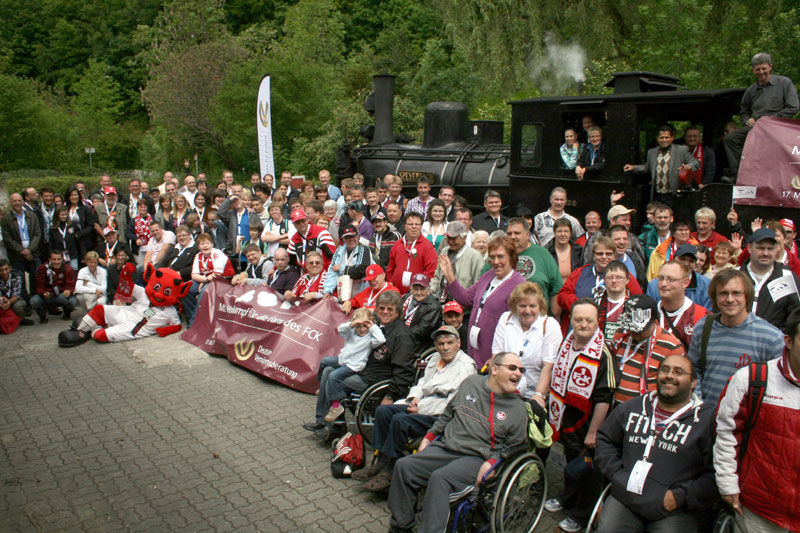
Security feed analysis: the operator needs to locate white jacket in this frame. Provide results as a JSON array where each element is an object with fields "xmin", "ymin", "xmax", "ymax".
[
  {"xmin": 400, "ymin": 350, "xmax": 477, "ymax": 415},
  {"xmin": 75, "ymin": 266, "xmax": 107, "ymax": 295}
]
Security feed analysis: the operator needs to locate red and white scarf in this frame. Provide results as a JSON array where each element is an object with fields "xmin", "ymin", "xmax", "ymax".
[
  {"xmin": 683, "ymin": 144, "xmax": 704, "ymax": 186},
  {"xmin": 134, "ymin": 214, "xmax": 152, "ymax": 243},
  {"xmin": 549, "ymin": 328, "xmax": 605, "ymax": 433}
]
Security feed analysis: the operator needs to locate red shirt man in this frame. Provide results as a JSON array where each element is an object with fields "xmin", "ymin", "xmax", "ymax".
[{"xmin": 386, "ymin": 212, "xmax": 437, "ymax": 295}]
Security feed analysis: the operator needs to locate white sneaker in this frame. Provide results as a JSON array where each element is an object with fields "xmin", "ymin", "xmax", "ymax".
[
  {"xmin": 544, "ymin": 498, "xmax": 563, "ymax": 512},
  {"xmin": 558, "ymin": 517, "xmax": 582, "ymax": 532}
]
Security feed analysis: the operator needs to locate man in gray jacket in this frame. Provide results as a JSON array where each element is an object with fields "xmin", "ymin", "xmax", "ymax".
[
  {"xmin": 387, "ymin": 352, "xmax": 528, "ymax": 533},
  {"xmin": 624, "ymin": 125, "xmax": 700, "ymax": 208},
  {"xmin": 353, "ymin": 325, "xmax": 477, "ymax": 492},
  {"xmin": 429, "ymin": 221, "xmax": 484, "ymax": 304}
]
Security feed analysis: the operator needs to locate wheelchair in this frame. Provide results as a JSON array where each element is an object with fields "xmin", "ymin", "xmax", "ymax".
[
  {"xmin": 334, "ymin": 345, "xmax": 438, "ymax": 447},
  {"xmin": 586, "ymin": 484, "xmax": 736, "ymax": 533},
  {"xmin": 448, "ymin": 445, "xmax": 548, "ymax": 533}
]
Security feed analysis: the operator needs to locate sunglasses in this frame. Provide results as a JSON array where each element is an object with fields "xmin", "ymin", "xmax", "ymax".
[{"xmin": 496, "ymin": 363, "xmax": 526, "ymax": 373}]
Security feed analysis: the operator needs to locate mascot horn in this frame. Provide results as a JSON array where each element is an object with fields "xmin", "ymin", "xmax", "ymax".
[{"xmin": 58, "ymin": 264, "xmax": 191, "ymax": 347}]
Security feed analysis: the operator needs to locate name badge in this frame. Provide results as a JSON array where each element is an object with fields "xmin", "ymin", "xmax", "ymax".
[
  {"xmin": 626, "ymin": 459, "xmax": 652, "ymax": 495},
  {"xmin": 469, "ymin": 325, "xmax": 481, "ymax": 349},
  {"xmin": 401, "ymin": 271, "xmax": 412, "ymax": 287}
]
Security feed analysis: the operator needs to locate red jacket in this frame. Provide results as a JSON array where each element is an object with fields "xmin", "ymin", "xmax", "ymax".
[
  {"xmin": 386, "ymin": 236, "xmax": 437, "ymax": 295},
  {"xmin": 691, "ymin": 230, "xmax": 728, "ymax": 265},
  {"xmin": 36, "ymin": 263, "xmax": 76, "ymax": 295},
  {"xmin": 349, "ymin": 282, "xmax": 399, "ymax": 310},
  {"xmin": 715, "ymin": 352, "xmax": 800, "ymax": 530},
  {"xmin": 557, "ymin": 264, "xmax": 642, "ymax": 335}
]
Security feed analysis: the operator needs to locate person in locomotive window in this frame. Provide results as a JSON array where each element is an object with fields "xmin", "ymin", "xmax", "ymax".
[
  {"xmin": 680, "ymin": 125, "xmax": 716, "ymax": 189},
  {"xmin": 575, "ymin": 126, "xmax": 606, "ymax": 180},
  {"xmin": 581, "ymin": 114, "xmax": 596, "ymax": 140},
  {"xmin": 647, "ymin": 243, "xmax": 713, "ymax": 312},
  {"xmin": 623, "ymin": 124, "xmax": 700, "ymax": 207},
  {"xmin": 546, "ymin": 217, "xmax": 585, "ymax": 284},
  {"xmin": 533, "ymin": 186, "xmax": 585, "ymax": 247},
  {"xmin": 470, "ymin": 189, "xmax": 508, "ymax": 234},
  {"xmin": 722, "ymin": 52, "xmax": 799, "ymax": 177},
  {"xmin": 560, "ymin": 127, "xmax": 584, "ymax": 170},
  {"xmin": 404, "ymin": 177, "xmax": 434, "ymax": 217}
]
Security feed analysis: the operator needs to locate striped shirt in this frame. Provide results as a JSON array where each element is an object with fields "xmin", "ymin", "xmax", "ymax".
[
  {"xmin": 610, "ymin": 325, "xmax": 684, "ymax": 405},
  {"xmin": 687, "ymin": 313, "xmax": 784, "ymax": 403}
]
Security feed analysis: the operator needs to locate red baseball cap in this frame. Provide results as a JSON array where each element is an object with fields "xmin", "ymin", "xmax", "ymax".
[
  {"xmin": 443, "ymin": 301, "xmax": 463, "ymax": 314},
  {"xmin": 780, "ymin": 218, "xmax": 795, "ymax": 232},
  {"xmin": 364, "ymin": 264, "xmax": 385, "ymax": 281},
  {"xmin": 103, "ymin": 186, "xmax": 117, "ymax": 196},
  {"xmin": 290, "ymin": 209, "xmax": 307, "ymax": 223}
]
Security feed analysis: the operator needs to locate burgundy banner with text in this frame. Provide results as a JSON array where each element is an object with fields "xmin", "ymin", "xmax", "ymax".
[
  {"xmin": 736, "ymin": 116, "xmax": 800, "ymax": 208},
  {"xmin": 181, "ymin": 280, "xmax": 349, "ymax": 394}
]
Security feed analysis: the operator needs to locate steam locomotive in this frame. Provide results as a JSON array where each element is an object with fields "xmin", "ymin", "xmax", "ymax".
[{"xmin": 337, "ymin": 73, "xmax": 792, "ymax": 231}]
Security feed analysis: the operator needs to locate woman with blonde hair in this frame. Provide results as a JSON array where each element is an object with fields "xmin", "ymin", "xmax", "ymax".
[
  {"xmin": 75, "ymin": 251, "xmax": 107, "ymax": 311},
  {"xmin": 492, "ymin": 282, "xmax": 563, "ymax": 405}
]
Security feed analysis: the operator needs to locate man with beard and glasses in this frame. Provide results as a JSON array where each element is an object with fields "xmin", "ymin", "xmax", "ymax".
[{"xmin": 593, "ymin": 355, "xmax": 717, "ymax": 532}]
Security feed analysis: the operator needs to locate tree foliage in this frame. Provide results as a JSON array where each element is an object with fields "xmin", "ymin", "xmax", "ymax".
[{"xmin": 1, "ymin": 0, "xmax": 798, "ymax": 177}]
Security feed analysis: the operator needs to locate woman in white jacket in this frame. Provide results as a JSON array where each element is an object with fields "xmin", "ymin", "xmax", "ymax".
[
  {"xmin": 75, "ymin": 251, "xmax": 107, "ymax": 311},
  {"xmin": 492, "ymin": 281, "xmax": 562, "ymax": 406}
]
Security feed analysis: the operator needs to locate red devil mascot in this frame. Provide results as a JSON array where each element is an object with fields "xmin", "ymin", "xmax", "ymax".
[{"xmin": 59, "ymin": 264, "xmax": 191, "ymax": 347}]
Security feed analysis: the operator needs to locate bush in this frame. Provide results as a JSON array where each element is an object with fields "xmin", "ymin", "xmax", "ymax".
[{"xmin": 1, "ymin": 174, "xmax": 131, "ymax": 197}]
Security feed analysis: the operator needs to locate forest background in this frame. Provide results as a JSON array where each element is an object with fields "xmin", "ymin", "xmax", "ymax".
[{"xmin": 1, "ymin": 0, "xmax": 798, "ymax": 184}]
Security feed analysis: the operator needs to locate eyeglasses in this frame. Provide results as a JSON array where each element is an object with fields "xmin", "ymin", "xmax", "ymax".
[
  {"xmin": 656, "ymin": 276, "xmax": 688, "ymax": 283},
  {"xmin": 605, "ymin": 275, "xmax": 626, "ymax": 281},
  {"xmin": 718, "ymin": 290, "xmax": 745, "ymax": 298},
  {"xmin": 594, "ymin": 251, "xmax": 615, "ymax": 257},
  {"xmin": 306, "ymin": 261, "xmax": 322, "ymax": 266},
  {"xmin": 496, "ymin": 363, "xmax": 526, "ymax": 373},
  {"xmin": 657, "ymin": 365, "xmax": 690, "ymax": 377}
]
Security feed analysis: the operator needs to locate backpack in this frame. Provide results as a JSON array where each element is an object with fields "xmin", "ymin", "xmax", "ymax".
[
  {"xmin": 330, "ymin": 432, "xmax": 364, "ymax": 478},
  {"xmin": 737, "ymin": 362, "xmax": 768, "ymax": 462}
]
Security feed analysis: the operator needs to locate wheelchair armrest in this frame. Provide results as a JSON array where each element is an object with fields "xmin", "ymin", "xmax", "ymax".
[{"xmin": 500, "ymin": 444, "xmax": 529, "ymax": 461}]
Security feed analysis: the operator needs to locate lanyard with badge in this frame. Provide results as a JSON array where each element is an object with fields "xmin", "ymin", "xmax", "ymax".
[
  {"xmin": 57, "ymin": 226, "xmax": 70, "ymax": 261},
  {"xmin": 627, "ymin": 399, "xmax": 694, "ymax": 495},
  {"xmin": 469, "ymin": 277, "xmax": 503, "ymax": 349},
  {"xmin": 401, "ymin": 236, "xmax": 418, "ymax": 287}
]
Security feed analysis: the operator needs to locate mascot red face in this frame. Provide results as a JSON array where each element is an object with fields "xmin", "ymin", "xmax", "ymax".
[{"xmin": 143, "ymin": 263, "xmax": 191, "ymax": 306}]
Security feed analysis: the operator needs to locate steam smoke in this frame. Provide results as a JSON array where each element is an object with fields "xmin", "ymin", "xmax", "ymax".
[{"xmin": 527, "ymin": 34, "xmax": 587, "ymax": 94}]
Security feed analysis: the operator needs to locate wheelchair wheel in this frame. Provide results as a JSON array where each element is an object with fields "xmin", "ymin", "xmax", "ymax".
[
  {"xmin": 490, "ymin": 452, "xmax": 547, "ymax": 533},
  {"xmin": 414, "ymin": 346, "xmax": 437, "ymax": 383},
  {"xmin": 712, "ymin": 509, "xmax": 736, "ymax": 533},
  {"xmin": 585, "ymin": 484, "xmax": 611, "ymax": 533},
  {"xmin": 354, "ymin": 379, "xmax": 391, "ymax": 447}
]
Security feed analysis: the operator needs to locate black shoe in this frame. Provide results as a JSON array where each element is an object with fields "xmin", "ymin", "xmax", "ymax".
[
  {"xmin": 39, "ymin": 314, "xmax": 48, "ymax": 324},
  {"xmin": 303, "ymin": 421, "xmax": 326, "ymax": 431},
  {"xmin": 62, "ymin": 308, "xmax": 72, "ymax": 320},
  {"xmin": 19, "ymin": 318, "xmax": 34, "ymax": 326}
]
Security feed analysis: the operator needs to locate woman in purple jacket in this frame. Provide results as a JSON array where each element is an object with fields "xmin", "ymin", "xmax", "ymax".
[{"xmin": 438, "ymin": 236, "xmax": 525, "ymax": 368}]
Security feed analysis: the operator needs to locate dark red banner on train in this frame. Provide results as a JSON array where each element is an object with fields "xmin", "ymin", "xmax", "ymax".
[{"xmin": 735, "ymin": 116, "xmax": 800, "ymax": 208}]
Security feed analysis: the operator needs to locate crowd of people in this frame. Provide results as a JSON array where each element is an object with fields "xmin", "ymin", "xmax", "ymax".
[{"xmin": 1, "ymin": 51, "xmax": 798, "ymax": 533}]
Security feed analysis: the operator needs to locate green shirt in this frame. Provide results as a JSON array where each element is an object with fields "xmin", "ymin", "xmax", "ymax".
[{"xmin": 481, "ymin": 243, "xmax": 563, "ymax": 309}]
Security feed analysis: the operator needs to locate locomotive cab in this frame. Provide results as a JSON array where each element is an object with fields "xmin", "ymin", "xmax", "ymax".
[{"xmin": 509, "ymin": 71, "xmax": 744, "ymax": 227}]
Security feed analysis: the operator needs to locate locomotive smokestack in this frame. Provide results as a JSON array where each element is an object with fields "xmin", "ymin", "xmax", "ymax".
[{"xmin": 372, "ymin": 74, "xmax": 395, "ymax": 145}]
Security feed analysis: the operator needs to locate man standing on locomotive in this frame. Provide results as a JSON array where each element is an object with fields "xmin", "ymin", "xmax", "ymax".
[
  {"xmin": 723, "ymin": 52, "xmax": 799, "ymax": 177},
  {"xmin": 623, "ymin": 125, "xmax": 700, "ymax": 208}
]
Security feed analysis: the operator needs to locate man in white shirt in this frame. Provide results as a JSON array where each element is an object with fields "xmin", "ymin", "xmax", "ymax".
[
  {"xmin": 181, "ymin": 175, "xmax": 199, "ymax": 208},
  {"xmin": 533, "ymin": 187, "xmax": 584, "ymax": 247},
  {"xmin": 143, "ymin": 221, "xmax": 176, "ymax": 267}
]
